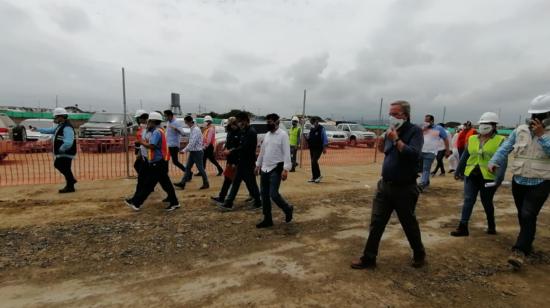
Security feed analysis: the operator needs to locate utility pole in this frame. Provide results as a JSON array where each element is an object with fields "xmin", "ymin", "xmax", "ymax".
[
  {"xmin": 442, "ymin": 106, "xmax": 447, "ymax": 123},
  {"xmin": 375, "ymin": 97, "xmax": 383, "ymax": 163},
  {"xmin": 55, "ymin": 95, "xmax": 58, "ymax": 107},
  {"xmin": 121, "ymin": 67, "xmax": 130, "ymax": 178},
  {"xmin": 140, "ymin": 99, "xmax": 143, "ymax": 110},
  {"xmin": 299, "ymin": 89, "xmax": 307, "ymax": 169}
]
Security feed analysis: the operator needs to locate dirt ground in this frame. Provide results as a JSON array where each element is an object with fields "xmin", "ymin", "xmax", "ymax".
[{"xmin": 1, "ymin": 163, "xmax": 549, "ymax": 307}]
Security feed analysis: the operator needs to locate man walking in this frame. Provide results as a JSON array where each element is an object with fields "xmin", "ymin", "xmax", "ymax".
[
  {"xmin": 351, "ymin": 100, "xmax": 425, "ymax": 269},
  {"xmin": 36, "ymin": 107, "xmax": 77, "ymax": 193},
  {"xmin": 133, "ymin": 110, "xmax": 149, "ymax": 174},
  {"xmin": 288, "ymin": 116, "xmax": 301, "ymax": 172},
  {"xmin": 164, "ymin": 110, "xmax": 187, "ymax": 174},
  {"xmin": 175, "ymin": 116, "xmax": 209, "ymax": 190},
  {"xmin": 489, "ymin": 94, "xmax": 550, "ymax": 270},
  {"xmin": 307, "ymin": 117, "xmax": 328, "ymax": 183},
  {"xmin": 125, "ymin": 112, "xmax": 179, "ymax": 211},
  {"xmin": 457, "ymin": 121, "xmax": 476, "ymax": 158},
  {"xmin": 419, "ymin": 115, "xmax": 450, "ymax": 190},
  {"xmin": 255, "ymin": 113, "xmax": 294, "ymax": 228},
  {"xmin": 199, "ymin": 115, "xmax": 224, "ymax": 176},
  {"xmin": 218, "ymin": 112, "xmax": 262, "ymax": 210}
]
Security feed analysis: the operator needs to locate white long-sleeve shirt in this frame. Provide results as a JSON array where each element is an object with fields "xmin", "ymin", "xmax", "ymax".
[{"xmin": 256, "ymin": 128, "xmax": 292, "ymax": 172}]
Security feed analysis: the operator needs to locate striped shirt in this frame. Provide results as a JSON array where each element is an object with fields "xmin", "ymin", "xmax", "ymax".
[
  {"xmin": 490, "ymin": 129, "xmax": 550, "ymax": 186},
  {"xmin": 182, "ymin": 124, "xmax": 203, "ymax": 152}
]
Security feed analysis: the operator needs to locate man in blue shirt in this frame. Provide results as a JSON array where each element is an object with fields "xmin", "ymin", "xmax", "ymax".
[
  {"xmin": 488, "ymin": 94, "xmax": 550, "ymax": 270},
  {"xmin": 351, "ymin": 100, "xmax": 425, "ymax": 270},
  {"xmin": 163, "ymin": 110, "xmax": 187, "ymax": 174},
  {"xmin": 36, "ymin": 107, "xmax": 77, "ymax": 193},
  {"xmin": 125, "ymin": 112, "xmax": 179, "ymax": 212},
  {"xmin": 420, "ymin": 115, "xmax": 450, "ymax": 190},
  {"xmin": 307, "ymin": 117, "xmax": 328, "ymax": 183},
  {"xmin": 175, "ymin": 116, "xmax": 209, "ymax": 190}
]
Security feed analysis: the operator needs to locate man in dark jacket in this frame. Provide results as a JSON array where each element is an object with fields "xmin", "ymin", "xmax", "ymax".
[
  {"xmin": 36, "ymin": 107, "xmax": 77, "ymax": 193},
  {"xmin": 211, "ymin": 117, "xmax": 241, "ymax": 203},
  {"xmin": 307, "ymin": 117, "xmax": 328, "ymax": 183},
  {"xmin": 217, "ymin": 112, "xmax": 262, "ymax": 211},
  {"xmin": 351, "ymin": 100, "xmax": 426, "ymax": 270}
]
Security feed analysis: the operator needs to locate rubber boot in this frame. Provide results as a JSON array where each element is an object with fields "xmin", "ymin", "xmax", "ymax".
[
  {"xmin": 450, "ymin": 222, "xmax": 469, "ymax": 237},
  {"xmin": 486, "ymin": 217, "xmax": 496, "ymax": 235}
]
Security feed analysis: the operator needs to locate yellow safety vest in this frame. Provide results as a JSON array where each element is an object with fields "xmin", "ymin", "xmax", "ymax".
[
  {"xmin": 465, "ymin": 134, "xmax": 505, "ymax": 180},
  {"xmin": 289, "ymin": 126, "xmax": 301, "ymax": 146}
]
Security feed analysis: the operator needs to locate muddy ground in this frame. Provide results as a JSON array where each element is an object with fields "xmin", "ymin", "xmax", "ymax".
[{"xmin": 1, "ymin": 163, "xmax": 549, "ymax": 307}]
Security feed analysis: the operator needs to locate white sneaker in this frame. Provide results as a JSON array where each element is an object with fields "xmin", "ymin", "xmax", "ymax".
[{"xmin": 314, "ymin": 176, "xmax": 323, "ymax": 183}]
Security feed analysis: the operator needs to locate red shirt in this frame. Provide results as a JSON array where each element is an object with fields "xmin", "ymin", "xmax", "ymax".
[{"xmin": 456, "ymin": 128, "xmax": 476, "ymax": 150}]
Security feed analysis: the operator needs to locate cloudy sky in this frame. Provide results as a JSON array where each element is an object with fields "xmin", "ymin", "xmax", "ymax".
[{"xmin": 1, "ymin": 0, "xmax": 549, "ymax": 125}]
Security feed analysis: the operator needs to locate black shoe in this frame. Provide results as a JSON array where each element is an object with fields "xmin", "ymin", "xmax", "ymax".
[
  {"xmin": 350, "ymin": 257, "xmax": 376, "ymax": 269},
  {"xmin": 290, "ymin": 168, "xmax": 296, "ymax": 172},
  {"xmin": 430, "ymin": 171, "xmax": 436, "ymax": 176},
  {"xmin": 217, "ymin": 202, "xmax": 234, "ymax": 212},
  {"xmin": 124, "ymin": 198, "xmax": 140, "ymax": 211},
  {"xmin": 162, "ymin": 197, "xmax": 170, "ymax": 203},
  {"xmin": 244, "ymin": 196, "xmax": 254, "ymax": 203},
  {"xmin": 450, "ymin": 223, "xmax": 469, "ymax": 237},
  {"xmin": 256, "ymin": 220, "xmax": 274, "ymax": 229},
  {"xmin": 412, "ymin": 252, "xmax": 426, "ymax": 268},
  {"xmin": 285, "ymin": 206, "xmax": 294, "ymax": 223},
  {"xmin": 211, "ymin": 196, "xmax": 224, "ymax": 204},
  {"xmin": 59, "ymin": 186, "xmax": 75, "ymax": 193},
  {"xmin": 486, "ymin": 228, "xmax": 497, "ymax": 235},
  {"xmin": 165, "ymin": 202, "xmax": 181, "ymax": 212},
  {"xmin": 173, "ymin": 182, "xmax": 186, "ymax": 189},
  {"xmin": 199, "ymin": 184, "xmax": 210, "ymax": 190}
]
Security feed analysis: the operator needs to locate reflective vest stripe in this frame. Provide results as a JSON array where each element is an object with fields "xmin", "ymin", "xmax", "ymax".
[{"xmin": 148, "ymin": 128, "xmax": 170, "ymax": 161}]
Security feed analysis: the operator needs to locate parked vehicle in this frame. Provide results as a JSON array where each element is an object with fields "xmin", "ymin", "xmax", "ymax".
[
  {"xmin": 79, "ymin": 113, "xmax": 137, "ymax": 138},
  {"xmin": 20, "ymin": 119, "xmax": 54, "ymax": 141},
  {"xmin": 0, "ymin": 113, "xmax": 17, "ymax": 140},
  {"xmin": 336, "ymin": 123, "xmax": 376, "ymax": 147},
  {"xmin": 300, "ymin": 123, "xmax": 349, "ymax": 149}
]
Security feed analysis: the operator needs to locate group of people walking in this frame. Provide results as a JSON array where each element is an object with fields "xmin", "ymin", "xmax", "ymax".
[
  {"xmin": 352, "ymin": 94, "xmax": 550, "ymax": 271},
  {"xmin": 39, "ymin": 94, "xmax": 550, "ymax": 270}
]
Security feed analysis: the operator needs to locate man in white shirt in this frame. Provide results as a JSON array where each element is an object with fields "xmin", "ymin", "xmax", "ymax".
[
  {"xmin": 254, "ymin": 113, "xmax": 294, "ymax": 228},
  {"xmin": 420, "ymin": 114, "xmax": 450, "ymax": 190},
  {"xmin": 175, "ymin": 116, "xmax": 209, "ymax": 190}
]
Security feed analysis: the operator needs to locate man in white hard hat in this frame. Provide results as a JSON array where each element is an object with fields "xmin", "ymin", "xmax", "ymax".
[
  {"xmin": 35, "ymin": 107, "xmax": 77, "ymax": 193},
  {"xmin": 199, "ymin": 115, "xmax": 224, "ymax": 176},
  {"xmin": 288, "ymin": 116, "xmax": 301, "ymax": 172},
  {"xmin": 451, "ymin": 112, "xmax": 507, "ymax": 237},
  {"xmin": 126, "ymin": 112, "xmax": 180, "ymax": 211},
  {"xmin": 489, "ymin": 94, "xmax": 550, "ymax": 270}
]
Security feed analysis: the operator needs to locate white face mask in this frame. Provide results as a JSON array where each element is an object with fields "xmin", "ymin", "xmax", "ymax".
[
  {"xmin": 389, "ymin": 116, "xmax": 405, "ymax": 129},
  {"xmin": 423, "ymin": 122, "xmax": 432, "ymax": 129},
  {"xmin": 478, "ymin": 124, "xmax": 493, "ymax": 135}
]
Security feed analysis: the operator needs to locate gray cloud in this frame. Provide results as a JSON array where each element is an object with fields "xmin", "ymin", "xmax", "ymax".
[{"xmin": 1, "ymin": 0, "xmax": 550, "ymax": 126}]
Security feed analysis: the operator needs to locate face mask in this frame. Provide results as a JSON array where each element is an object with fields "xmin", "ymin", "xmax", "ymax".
[
  {"xmin": 423, "ymin": 122, "xmax": 432, "ymax": 129},
  {"xmin": 267, "ymin": 123, "xmax": 276, "ymax": 131},
  {"xmin": 389, "ymin": 116, "xmax": 405, "ymax": 129},
  {"xmin": 292, "ymin": 121, "xmax": 298, "ymax": 126},
  {"xmin": 478, "ymin": 124, "xmax": 493, "ymax": 135}
]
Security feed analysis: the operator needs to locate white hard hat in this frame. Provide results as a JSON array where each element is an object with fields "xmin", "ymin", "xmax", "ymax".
[
  {"xmin": 292, "ymin": 116, "xmax": 299, "ymax": 122},
  {"xmin": 134, "ymin": 109, "xmax": 148, "ymax": 118},
  {"xmin": 148, "ymin": 112, "xmax": 163, "ymax": 121},
  {"xmin": 478, "ymin": 112, "xmax": 499, "ymax": 124},
  {"xmin": 204, "ymin": 115, "xmax": 213, "ymax": 122},
  {"xmin": 53, "ymin": 107, "xmax": 68, "ymax": 117},
  {"xmin": 528, "ymin": 94, "xmax": 550, "ymax": 114}
]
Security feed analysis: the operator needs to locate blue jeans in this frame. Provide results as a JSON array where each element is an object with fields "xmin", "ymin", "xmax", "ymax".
[
  {"xmin": 420, "ymin": 152, "xmax": 436, "ymax": 187},
  {"xmin": 181, "ymin": 151, "xmax": 208, "ymax": 185},
  {"xmin": 459, "ymin": 174, "xmax": 497, "ymax": 224},
  {"xmin": 260, "ymin": 163, "xmax": 292, "ymax": 221}
]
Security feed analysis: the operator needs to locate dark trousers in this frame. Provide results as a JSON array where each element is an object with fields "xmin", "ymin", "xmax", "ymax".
[
  {"xmin": 181, "ymin": 150, "xmax": 208, "ymax": 185},
  {"xmin": 309, "ymin": 148, "xmax": 323, "ymax": 179},
  {"xmin": 54, "ymin": 157, "xmax": 76, "ymax": 187},
  {"xmin": 511, "ymin": 180, "xmax": 550, "ymax": 254},
  {"xmin": 290, "ymin": 145, "xmax": 298, "ymax": 169},
  {"xmin": 132, "ymin": 160, "xmax": 178, "ymax": 206},
  {"xmin": 169, "ymin": 147, "xmax": 186, "ymax": 172},
  {"xmin": 362, "ymin": 180, "xmax": 424, "ymax": 260},
  {"xmin": 260, "ymin": 164, "xmax": 292, "ymax": 221},
  {"xmin": 460, "ymin": 174, "xmax": 497, "ymax": 225},
  {"xmin": 225, "ymin": 164, "xmax": 261, "ymax": 204},
  {"xmin": 203, "ymin": 144, "xmax": 223, "ymax": 173},
  {"xmin": 134, "ymin": 156, "xmax": 143, "ymax": 174},
  {"xmin": 432, "ymin": 150, "xmax": 446, "ymax": 174}
]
